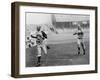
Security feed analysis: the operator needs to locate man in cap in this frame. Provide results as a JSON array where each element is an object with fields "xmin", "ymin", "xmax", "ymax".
[
  {"xmin": 73, "ymin": 23, "xmax": 85, "ymax": 55},
  {"xmin": 31, "ymin": 26, "xmax": 47, "ymax": 66}
]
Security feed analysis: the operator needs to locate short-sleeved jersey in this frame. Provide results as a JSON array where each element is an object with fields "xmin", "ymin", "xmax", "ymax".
[
  {"xmin": 77, "ymin": 30, "xmax": 84, "ymax": 39},
  {"xmin": 36, "ymin": 31, "xmax": 43, "ymax": 45}
]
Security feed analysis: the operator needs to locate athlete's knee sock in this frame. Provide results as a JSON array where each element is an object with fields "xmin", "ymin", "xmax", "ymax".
[
  {"xmin": 47, "ymin": 45, "xmax": 50, "ymax": 49},
  {"xmin": 81, "ymin": 43, "xmax": 85, "ymax": 54},
  {"xmin": 37, "ymin": 56, "xmax": 41, "ymax": 63},
  {"xmin": 78, "ymin": 46, "xmax": 80, "ymax": 54}
]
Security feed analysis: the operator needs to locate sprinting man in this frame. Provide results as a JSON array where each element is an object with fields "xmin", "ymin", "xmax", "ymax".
[
  {"xmin": 73, "ymin": 23, "xmax": 85, "ymax": 55},
  {"xmin": 31, "ymin": 26, "xmax": 47, "ymax": 66}
]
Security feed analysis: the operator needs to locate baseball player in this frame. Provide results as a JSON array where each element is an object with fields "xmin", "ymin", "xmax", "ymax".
[
  {"xmin": 31, "ymin": 26, "xmax": 47, "ymax": 66},
  {"xmin": 73, "ymin": 23, "xmax": 85, "ymax": 55}
]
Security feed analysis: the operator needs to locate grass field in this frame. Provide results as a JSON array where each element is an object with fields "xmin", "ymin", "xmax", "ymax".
[
  {"xmin": 26, "ymin": 28, "xmax": 89, "ymax": 67},
  {"xmin": 26, "ymin": 41, "xmax": 89, "ymax": 67}
]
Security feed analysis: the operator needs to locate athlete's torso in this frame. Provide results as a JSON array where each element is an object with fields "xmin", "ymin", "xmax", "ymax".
[
  {"xmin": 77, "ymin": 30, "xmax": 83, "ymax": 39},
  {"xmin": 36, "ymin": 31, "xmax": 44, "ymax": 45}
]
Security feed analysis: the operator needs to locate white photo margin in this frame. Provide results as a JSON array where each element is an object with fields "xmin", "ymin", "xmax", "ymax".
[{"xmin": 19, "ymin": 6, "xmax": 95, "ymax": 75}]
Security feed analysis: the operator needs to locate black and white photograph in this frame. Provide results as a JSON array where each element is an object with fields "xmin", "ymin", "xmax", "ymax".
[
  {"xmin": 25, "ymin": 13, "xmax": 90, "ymax": 67},
  {"xmin": 11, "ymin": 2, "xmax": 97, "ymax": 78}
]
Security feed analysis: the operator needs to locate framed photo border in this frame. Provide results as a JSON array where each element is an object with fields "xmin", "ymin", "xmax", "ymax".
[{"xmin": 11, "ymin": 2, "xmax": 98, "ymax": 78}]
